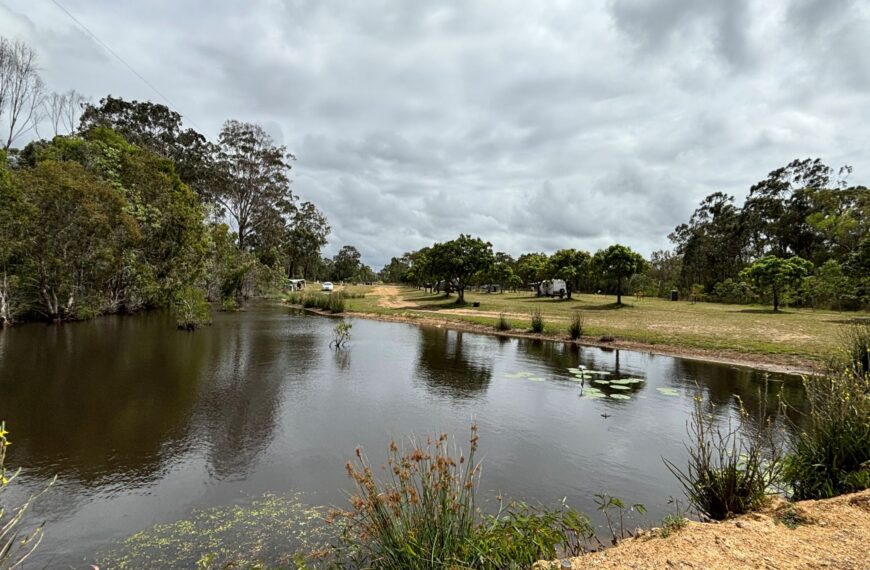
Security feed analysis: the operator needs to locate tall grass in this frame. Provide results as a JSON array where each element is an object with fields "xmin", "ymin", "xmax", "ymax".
[
  {"xmin": 1, "ymin": 422, "xmax": 53, "ymax": 569},
  {"xmin": 664, "ymin": 393, "xmax": 781, "ymax": 520},
  {"xmin": 328, "ymin": 426, "xmax": 592, "ymax": 569},
  {"xmin": 495, "ymin": 312, "xmax": 511, "ymax": 331},
  {"xmin": 286, "ymin": 291, "xmax": 347, "ymax": 314},
  {"xmin": 530, "ymin": 308, "xmax": 544, "ymax": 334},
  {"xmin": 783, "ymin": 367, "xmax": 870, "ymax": 500},
  {"xmin": 839, "ymin": 322, "xmax": 870, "ymax": 377},
  {"xmin": 568, "ymin": 310, "xmax": 584, "ymax": 340}
]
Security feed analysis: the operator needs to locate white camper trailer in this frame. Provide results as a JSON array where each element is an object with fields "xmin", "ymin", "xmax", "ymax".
[{"xmin": 536, "ymin": 279, "xmax": 567, "ymax": 298}]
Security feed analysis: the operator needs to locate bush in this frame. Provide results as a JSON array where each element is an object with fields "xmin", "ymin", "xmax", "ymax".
[
  {"xmin": 783, "ymin": 367, "xmax": 870, "ymax": 500},
  {"xmin": 664, "ymin": 394, "xmax": 781, "ymax": 520},
  {"xmin": 173, "ymin": 287, "xmax": 212, "ymax": 330},
  {"xmin": 328, "ymin": 293, "xmax": 346, "ymax": 314},
  {"xmin": 568, "ymin": 310, "xmax": 584, "ymax": 340},
  {"xmin": 329, "ymin": 426, "xmax": 591, "ymax": 569},
  {"xmin": 495, "ymin": 312, "xmax": 511, "ymax": 331},
  {"xmin": 711, "ymin": 278, "xmax": 756, "ymax": 305},
  {"xmin": 1, "ymin": 422, "xmax": 53, "ymax": 568},
  {"xmin": 530, "ymin": 308, "xmax": 544, "ymax": 334}
]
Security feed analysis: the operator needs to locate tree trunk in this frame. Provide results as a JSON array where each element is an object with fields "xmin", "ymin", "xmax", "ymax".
[
  {"xmin": 0, "ymin": 273, "xmax": 10, "ymax": 327},
  {"xmin": 616, "ymin": 276, "xmax": 623, "ymax": 305},
  {"xmin": 457, "ymin": 287, "xmax": 465, "ymax": 304},
  {"xmin": 773, "ymin": 286, "xmax": 779, "ymax": 312}
]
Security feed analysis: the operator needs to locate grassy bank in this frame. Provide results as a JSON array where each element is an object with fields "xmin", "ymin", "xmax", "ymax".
[{"xmin": 346, "ymin": 286, "xmax": 869, "ymax": 368}]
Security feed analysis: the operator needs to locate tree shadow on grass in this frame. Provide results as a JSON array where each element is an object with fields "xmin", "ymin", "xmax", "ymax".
[
  {"xmin": 580, "ymin": 302, "xmax": 633, "ymax": 311},
  {"xmin": 731, "ymin": 308, "xmax": 787, "ymax": 314}
]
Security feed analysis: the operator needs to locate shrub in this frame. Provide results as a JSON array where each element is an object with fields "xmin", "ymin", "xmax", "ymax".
[
  {"xmin": 782, "ymin": 367, "xmax": 870, "ymax": 500},
  {"xmin": 173, "ymin": 287, "xmax": 212, "ymax": 330},
  {"xmin": 530, "ymin": 308, "xmax": 544, "ymax": 334},
  {"xmin": 1, "ymin": 422, "xmax": 53, "ymax": 568},
  {"xmin": 659, "ymin": 513, "xmax": 688, "ymax": 538},
  {"xmin": 328, "ymin": 293, "xmax": 346, "ymax": 314},
  {"xmin": 664, "ymin": 394, "xmax": 781, "ymax": 520},
  {"xmin": 331, "ymin": 321, "xmax": 352, "ymax": 348},
  {"xmin": 329, "ymin": 426, "xmax": 591, "ymax": 569},
  {"xmin": 568, "ymin": 310, "xmax": 584, "ymax": 340},
  {"xmin": 495, "ymin": 312, "xmax": 511, "ymax": 332}
]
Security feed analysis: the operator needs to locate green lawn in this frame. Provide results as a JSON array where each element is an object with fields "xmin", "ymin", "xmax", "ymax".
[{"xmin": 345, "ymin": 286, "xmax": 868, "ymax": 364}]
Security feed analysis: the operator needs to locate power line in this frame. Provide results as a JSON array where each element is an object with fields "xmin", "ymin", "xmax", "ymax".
[{"xmin": 48, "ymin": 0, "xmax": 205, "ymax": 132}]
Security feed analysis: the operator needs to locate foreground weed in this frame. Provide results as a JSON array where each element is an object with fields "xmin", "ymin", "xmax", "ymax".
[{"xmin": 663, "ymin": 390, "xmax": 782, "ymax": 520}]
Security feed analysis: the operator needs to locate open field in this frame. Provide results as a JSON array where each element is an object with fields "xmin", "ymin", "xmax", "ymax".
[{"xmin": 345, "ymin": 285, "xmax": 870, "ymax": 372}]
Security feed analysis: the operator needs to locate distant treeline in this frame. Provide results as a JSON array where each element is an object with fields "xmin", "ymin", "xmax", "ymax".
[
  {"xmin": 0, "ymin": 37, "xmax": 381, "ymax": 326},
  {"xmin": 381, "ymin": 159, "xmax": 869, "ymax": 311}
]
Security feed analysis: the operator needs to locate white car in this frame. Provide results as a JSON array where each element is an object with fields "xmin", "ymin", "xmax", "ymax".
[{"xmin": 321, "ymin": 282, "xmax": 334, "ymax": 292}]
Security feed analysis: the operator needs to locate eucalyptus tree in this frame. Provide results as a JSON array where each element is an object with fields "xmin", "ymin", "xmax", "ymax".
[
  {"xmin": 79, "ymin": 95, "xmax": 218, "ymax": 200},
  {"xmin": 214, "ymin": 120, "xmax": 295, "ymax": 250},
  {"xmin": 42, "ymin": 89, "xmax": 87, "ymax": 136},
  {"xmin": 286, "ymin": 201, "xmax": 330, "ymax": 279},
  {"xmin": 332, "ymin": 245, "xmax": 362, "ymax": 282}
]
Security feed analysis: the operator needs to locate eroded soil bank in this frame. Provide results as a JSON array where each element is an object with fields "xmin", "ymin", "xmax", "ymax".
[{"xmin": 536, "ymin": 490, "xmax": 870, "ymax": 570}]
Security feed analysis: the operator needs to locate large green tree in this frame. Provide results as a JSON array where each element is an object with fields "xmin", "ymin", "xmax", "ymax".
[
  {"xmin": 594, "ymin": 244, "xmax": 647, "ymax": 305},
  {"xmin": 285, "ymin": 201, "xmax": 330, "ymax": 279},
  {"xmin": 214, "ymin": 120, "xmax": 295, "ymax": 250},
  {"xmin": 428, "ymin": 235, "xmax": 494, "ymax": 303},
  {"xmin": 332, "ymin": 245, "xmax": 362, "ymax": 282},
  {"xmin": 740, "ymin": 255, "xmax": 813, "ymax": 312},
  {"xmin": 547, "ymin": 249, "xmax": 591, "ymax": 299},
  {"xmin": 16, "ymin": 160, "xmax": 138, "ymax": 320},
  {"xmin": 79, "ymin": 95, "xmax": 219, "ymax": 200}
]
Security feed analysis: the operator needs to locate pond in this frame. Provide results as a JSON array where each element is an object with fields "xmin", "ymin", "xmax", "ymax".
[{"xmin": 0, "ymin": 302, "xmax": 804, "ymax": 567}]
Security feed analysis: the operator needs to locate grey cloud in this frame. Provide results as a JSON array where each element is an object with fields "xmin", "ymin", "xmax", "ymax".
[{"xmin": 2, "ymin": 0, "xmax": 869, "ymax": 268}]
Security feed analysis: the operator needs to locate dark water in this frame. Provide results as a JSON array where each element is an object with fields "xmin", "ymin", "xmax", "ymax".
[{"xmin": 0, "ymin": 302, "xmax": 804, "ymax": 567}]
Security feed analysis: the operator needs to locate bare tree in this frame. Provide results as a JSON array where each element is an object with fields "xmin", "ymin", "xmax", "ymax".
[
  {"xmin": 0, "ymin": 38, "xmax": 45, "ymax": 151},
  {"xmin": 42, "ymin": 89, "xmax": 87, "ymax": 136}
]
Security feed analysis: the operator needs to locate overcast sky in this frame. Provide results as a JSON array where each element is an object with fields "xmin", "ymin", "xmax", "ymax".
[{"xmin": 2, "ymin": 0, "xmax": 868, "ymax": 267}]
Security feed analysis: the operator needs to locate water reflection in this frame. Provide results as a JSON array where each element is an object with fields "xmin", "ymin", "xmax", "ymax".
[
  {"xmin": 415, "ymin": 328, "xmax": 493, "ymax": 398},
  {"xmin": 0, "ymin": 312, "xmax": 203, "ymax": 484},
  {"xmin": 0, "ymin": 307, "xmax": 808, "ymax": 567}
]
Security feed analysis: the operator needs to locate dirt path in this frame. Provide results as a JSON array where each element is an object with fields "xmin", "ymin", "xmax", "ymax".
[{"xmin": 535, "ymin": 490, "xmax": 870, "ymax": 570}]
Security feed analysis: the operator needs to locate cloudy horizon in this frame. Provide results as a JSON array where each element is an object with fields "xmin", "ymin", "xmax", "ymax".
[{"xmin": 2, "ymin": 0, "xmax": 868, "ymax": 268}]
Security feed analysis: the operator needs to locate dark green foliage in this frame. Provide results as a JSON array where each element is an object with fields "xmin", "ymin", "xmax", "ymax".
[
  {"xmin": 495, "ymin": 312, "xmax": 511, "ymax": 331},
  {"xmin": 530, "ymin": 308, "xmax": 544, "ymax": 333},
  {"xmin": 782, "ymin": 366, "xmax": 870, "ymax": 500},
  {"xmin": 740, "ymin": 255, "xmax": 813, "ymax": 311},
  {"xmin": 425, "ymin": 235, "xmax": 496, "ymax": 304},
  {"xmin": 664, "ymin": 394, "xmax": 781, "ymax": 520},
  {"xmin": 594, "ymin": 245, "xmax": 647, "ymax": 305}
]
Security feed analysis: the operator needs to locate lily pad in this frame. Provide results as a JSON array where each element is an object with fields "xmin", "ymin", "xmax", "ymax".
[
  {"xmin": 609, "ymin": 393, "xmax": 631, "ymax": 400},
  {"xmin": 656, "ymin": 387, "xmax": 680, "ymax": 397},
  {"xmin": 609, "ymin": 384, "xmax": 631, "ymax": 391},
  {"xmin": 582, "ymin": 393, "xmax": 607, "ymax": 399},
  {"xmin": 593, "ymin": 379, "xmax": 611, "ymax": 385},
  {"xmin": 610, "ymin": 379, "xmax": 633, "ymax": 385}
]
